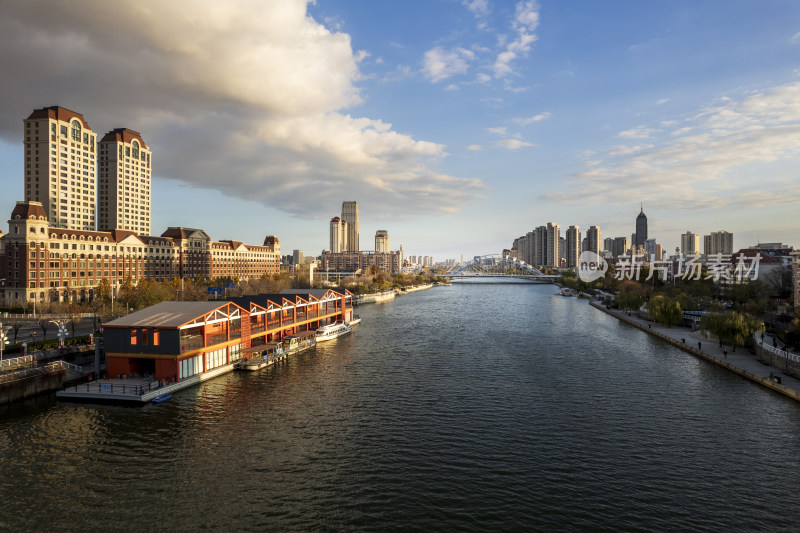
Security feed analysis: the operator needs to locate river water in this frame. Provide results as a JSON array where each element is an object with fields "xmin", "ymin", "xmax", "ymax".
[{"xmin": 1, "ymin": 283, "xmax": 799, "ymax": 532}]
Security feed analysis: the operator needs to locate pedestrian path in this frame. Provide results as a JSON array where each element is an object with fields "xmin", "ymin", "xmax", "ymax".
[{"xmin": 590, "ymin": 301, "xmax": 800, "ymax": 402}]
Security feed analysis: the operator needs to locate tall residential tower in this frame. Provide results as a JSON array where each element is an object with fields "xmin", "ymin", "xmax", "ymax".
[
  {"xmin": 98, "ymin": 128, "xmax": 152, "ymax": 234},
  {"xmin": 341, "ymin": 201, "xmax": 359, "ymax": 252},
  {"xmin": 24, "ymin": 106, "xmax": 97, "ymax": 230}
]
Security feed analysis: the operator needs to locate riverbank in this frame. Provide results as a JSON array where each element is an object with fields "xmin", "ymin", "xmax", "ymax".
[{"xmin": 590, "ymin": 301, "xmax": 800, "ymax": 402}]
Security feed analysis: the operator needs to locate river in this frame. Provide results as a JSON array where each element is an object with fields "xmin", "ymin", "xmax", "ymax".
[{"xmin": 1, "ymin": 283, "xmax": 799, "ymax": 531}]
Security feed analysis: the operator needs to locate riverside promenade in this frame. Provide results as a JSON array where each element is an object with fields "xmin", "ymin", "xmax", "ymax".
[{"xmin": 590, "ymin": 301, "xmax": 800, "ymax": 402}]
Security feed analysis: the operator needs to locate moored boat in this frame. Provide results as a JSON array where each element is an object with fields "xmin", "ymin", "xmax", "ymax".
[
  {"xmin": 315, "ymin": 321, "xmax": 352, "ymax": 342},
  {"xmin": 152, "ymin": 393, "xmax": 172, "ymax": 403},
  {"xmin": 283, "ymin": 330, "xmax": 317, "ymax": 354},
  {"xmin": 240, "ymin": 341, "xmax": 285, "ymax": 371}
]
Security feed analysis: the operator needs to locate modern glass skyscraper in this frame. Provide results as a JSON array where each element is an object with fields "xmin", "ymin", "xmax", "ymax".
[{"xmin": 635, "ymin": 205, "xmax": 647, "ymax": 247}]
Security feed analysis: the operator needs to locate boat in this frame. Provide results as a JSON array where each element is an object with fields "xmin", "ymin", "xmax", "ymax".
[
  {"xmin": 283, "ymin": 330, "xmax": 317, "ymax": 354},
  {"xmin": 240, "ymin": 341, "xmax": 285, "ymax": 371},
  {"xmin": 151, "ymin": 393, "xmax": 172, "ymax": 403},
  {"xmin": 347, "ymin": 315, "xmax": 361, "ymax": 326},
  {"xmin": 315, "ymin": 321, "xmax": 352, "ymax": 342}
]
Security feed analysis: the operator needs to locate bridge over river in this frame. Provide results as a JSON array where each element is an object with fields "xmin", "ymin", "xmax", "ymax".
[{"xmin": 442, "ymin": 254, "xmax": 560, "ymax": 283}]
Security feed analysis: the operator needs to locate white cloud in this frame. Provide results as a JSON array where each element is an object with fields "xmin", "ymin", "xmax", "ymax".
[
  {"xmin": 792, "ymin": 31, "xmax": 800, "ymax": 43},
  {"xmin": 463, "ymin": 0, "xmax": 490, "ymax": 17},
  {"xmin": 608, "ymin": 144, "xmax": 654, "ymax": 156},
  {"xmin": 492, "ymin": 1, "xmax": 540, "ymax": 78},
  {"xmin": 0, "ymin": 0, "xmax": 485, "ymax": 217},
  {"xmin": 618, "ymin": 126, "xmax": 654, "ymax": 139},
  {"xmin": 542, "ymin": 82, "xmax": 800, "ymax": 211},
  {"xmin": 422, "ymin": 46, "xmax": 476, "ymax": 82},
  {"xmin": 467, "ymin": 144, "xmax": 483, "ymax": 151},
  {"xmin": 655, "ymin": 98, "xmax": 671, "ymax": 106},
  {"xmin": 512, "ymin": 112, "xmax": 550, "ymax": 126},
  {"xmin": 487, "ymin": 126, "xmax": 508, "ymax": 135},
  {"xmin": 493, "ymin": 138, "xmax": 535, "ymax": 149}
]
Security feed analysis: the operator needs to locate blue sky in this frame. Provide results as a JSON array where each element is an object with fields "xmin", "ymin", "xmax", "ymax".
[{"xmin": 0, "ymin": 0, "xmax": 799, "ymax": 260}]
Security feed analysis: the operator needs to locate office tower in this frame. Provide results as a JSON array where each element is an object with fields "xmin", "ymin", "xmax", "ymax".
[
  {"xmin": 546, "ymin": 222, "xmax": 560, "ymax": 268},
  {"xmin": 375, "ymin": 230, "xmax": 389, "ymax": 253},
  {"xmin": 681, "ymin": 231, "xmax": 700, "ymax": 255},
  {"xmin": 586, "ymin": 225, "xmax": 601, "ymax": 256},
  {"xmin": 603, "ymin": 237, "xmax": 614, "ymax": 253},
  {"xmin": 341, "ymin": 201, "xmax": 359, "ymax": 252},
  {"xmin": 293, "ymin": 249, "xmax": 304, "ymax": 266},
  {"xmin": 566, "ymin": 225, "xmax": 580, "ymax": 268},
  {"xmin": 635, "ymin": 205, "xmax": 647, "ymax": 247},
  {"xmin": 329, "ymin": 217, "xmax": 348, "ymax": 253},
  {"xmin": 704, "ymin": 231, "xmax": 734, "ymax": 255},
  {"xmin": 98, "ymin": 128, "xmax": 152, "ymax": 234},
  {"xmin": 24, "ymin": 106, "xmax": 97, "ymax": 230}
]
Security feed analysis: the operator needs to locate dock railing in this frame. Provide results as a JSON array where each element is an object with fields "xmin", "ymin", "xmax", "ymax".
[{"xmin": 754, "ymin": 334, "xmax": 800, "ymax": 363}]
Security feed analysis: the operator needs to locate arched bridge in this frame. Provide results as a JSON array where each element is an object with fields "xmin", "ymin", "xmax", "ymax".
[{"xmin": 443, "ymin": 254, "xmax": 560, "ymax": 283}]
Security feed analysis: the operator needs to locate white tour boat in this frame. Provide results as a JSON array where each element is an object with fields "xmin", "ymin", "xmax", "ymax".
[{"xmin": 315, "ymin": 321, "xmax": 352, "ymax": 342}]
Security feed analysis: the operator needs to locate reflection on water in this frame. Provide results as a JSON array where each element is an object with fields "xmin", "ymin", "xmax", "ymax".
[{"xmin": 1, "ymin": 284, "xmax": 800, "ymax": 531}]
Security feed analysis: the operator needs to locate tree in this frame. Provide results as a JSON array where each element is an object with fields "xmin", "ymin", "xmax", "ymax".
[
  {"xmin": 9, "ymin": 317, "xmax": 23, "ymax": 344},
  {"xmin": 647, "ymin": 295, "xmax": 682, "ymax": 327},
  {"xmin": 37, "ymin": 317, "xmax": 50, "ymax": 340},
  {"xmin": 701, "ymin": 312, "xmax": 764, "ymax": 351},
  {"xmin": 616, "ymin": 280, "xmax": 648, "ymax": 311}
]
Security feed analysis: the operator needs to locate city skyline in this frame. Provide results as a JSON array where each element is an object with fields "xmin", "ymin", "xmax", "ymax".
[{"xmin": 0, "ymin": 1, "xmax": 799, "ymax": 258}]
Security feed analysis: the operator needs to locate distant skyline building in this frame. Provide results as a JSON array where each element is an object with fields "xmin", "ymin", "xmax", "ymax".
[
  {"xmin": 566, "ymin": 225, "xmax": 580, "ymax": 268},
  {"xmin": 681, "ymin": 231, "xmax": 701, "ymax": 255},
  {"xmin": 612, "ymin": 236, "xmax": 630, "ymax": 258},
  {"xmin": 329, "ymin": 216, "xmax": 348, "ymax": 253},
  {"xmin": 703, "ymin": 230, "xmax": 734, "ymax": 255},
  {"xmin": 603, "ymin": 237, "xmax": 614, "ymax": 253},
  {"xmin": 545, "ymin": 222, "xmax": 560, "ymax": 268},
  {"xmin": 98, "ymin": 128, "xmax": 152, "ymax": 234},
  {"xmin": 635, "ymin": 205, "xmax": 648, "ymax": 247},
  {"xmin": 341, "ymin": 201, "xmax": 359, "ymax": 252},
  {"xmin": 24, "ymin": 106, "xmax": 98, "ymax": 230},
  {"xmin": 586, "ymin": 225, "xmax": 601, "ymax": 256},
  {"xmin": 375, "ymin": 229, "xmax": 389, "ymax": 253}
]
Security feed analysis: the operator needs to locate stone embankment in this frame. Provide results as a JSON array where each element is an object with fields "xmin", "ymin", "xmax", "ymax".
[{"xmin": 590, "ymin": 301, "xmax": 800, "ymax": 402}]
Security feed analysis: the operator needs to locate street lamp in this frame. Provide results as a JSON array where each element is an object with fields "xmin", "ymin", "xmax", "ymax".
[{"xmin": 0, "ymin": 322, "xmax": 11, "ymax": 362}]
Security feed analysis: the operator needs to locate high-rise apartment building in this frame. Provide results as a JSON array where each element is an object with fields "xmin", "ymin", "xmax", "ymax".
[
  {"xmin": 24, "ymin": 106, "xmax": 97, "ymax": 230},
  {"xmin": 329, "ymin": 217, "xmax": 348, "ymax": 253},
  {"xmin": 612, "ymin": 237, "xmax": 630, "ymax": 258},
  {"xmin": 341, "ymin": 201, "xmax": 359, "ymax": 252},
  {"xmin": 98, "ymin": 128, "xmax": 152, "ymax": 234},
  {"xmin": 566, "ymin": 225, "xmax": 580, "ymax": 268},
  {"xmin": 603, "ymin": 237, "xmax": 614, "ymax": 253},
  {"xmin": 703, "ymin": 230, "xmax": 734, "ymax": 255},
  {"xmin": 681, "ymin": 231, "xmax": 701, "ymax": 255},
  {"xmin": 586, "ymin": 225, "xmax": 601, "ymax": 256},
  {"xmin": 375, "ymin": 230, "xmax": 389, "ymax": 253},
  {"xmin": 545, "ymin": 222, "xmax": 560, "ymax": 268}
]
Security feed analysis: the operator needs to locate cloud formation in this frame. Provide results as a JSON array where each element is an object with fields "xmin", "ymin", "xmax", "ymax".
[
  {"xmin": 542, "ymin": 82, "xmax": 800, "ymax": 210},
  {"xmin": 422, "ymin": 0, "xmax": 540, "ymax": 87},
  {"xmin": 0, "ymin": 0, "xmax": 485, "ymax": 217}
]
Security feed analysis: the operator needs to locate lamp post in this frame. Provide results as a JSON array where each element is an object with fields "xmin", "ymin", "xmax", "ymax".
[{"xmin": 0, "ymin": 322, "xmax": 11, "ymax": 362}]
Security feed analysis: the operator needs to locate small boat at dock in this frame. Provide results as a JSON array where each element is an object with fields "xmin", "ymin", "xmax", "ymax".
[
  {"xmin": 283, "ymin": 330, "xmax": 317, "ymax": 354},
  {"xmin": 240, "ymin": 341, "xmax": 286, "ymax": 371},
  {"xmin": 152, "ymin": 393, "xmax": 172, "ymax": 403}
]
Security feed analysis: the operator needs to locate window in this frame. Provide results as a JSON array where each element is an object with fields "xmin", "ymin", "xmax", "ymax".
[
  {"xmin": 71, "ymin": 120, "xmax": 81, "ymax": 142},
  {"xmin": 141, "ymin": 328, "xmax": 149, "ymax": 346},
  {"xmin": 130, "ymin": 329, "xmax": 137, "ymax": 345},
  {"xmin": 132, "ymin": 140, "xmax": 139, "ymax": 159}
]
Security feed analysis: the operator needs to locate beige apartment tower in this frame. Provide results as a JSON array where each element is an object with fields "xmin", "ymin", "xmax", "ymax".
[
  {"xmin": 375, "ymin": 230, "xmax": 389, "ymax": 253},
  {"xmin": 330, "ymin": 217, "xmax": 348, "ymax": 253},
  {"xmin": 98, "ymin": 128, "xmax": 152, "ymax": 234},
  {"xmin": 341, "ymin": 201, "xmax": 359, "ymax": 252},
  {"xmin": 24, "ymin": 106, "xmax": 97, "ymax": 230}
]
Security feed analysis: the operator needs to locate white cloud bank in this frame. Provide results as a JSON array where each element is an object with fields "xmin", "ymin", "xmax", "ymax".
[
  {"xmin": 0, "ymin": 0, "xmax": 484, "ymax": 216},
  {"xmin": 542, "ymin": 82, "xmax": 800, "ymax": 210}
]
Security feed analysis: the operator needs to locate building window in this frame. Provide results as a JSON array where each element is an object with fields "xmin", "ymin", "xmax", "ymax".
[
  {"xmin": 71, "ymin": 120, "xmax": 81, "ymax": 142},
  {"xmin": 130, "ymin": 329, "xmax": 137, "ymax": 345}
]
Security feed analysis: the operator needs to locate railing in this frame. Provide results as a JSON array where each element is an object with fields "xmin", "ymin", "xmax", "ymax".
[
  {"xmin": 63, "ymin": 382, "xmax": 149, "ymax": 396},
  {"xmin": 754, "ymin": 334, "xmax": 800, "ymax": 363},
  {"xmin": 251, "ymin": 325, "xmax": 266, "ymax": 334},
  {"xmin": 0, "ymin": 355, "xmax": 35, "ymax": 371},
  {"xmin": 0, "ymin": 361, "xmax": 66, "ymax": 385}
]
